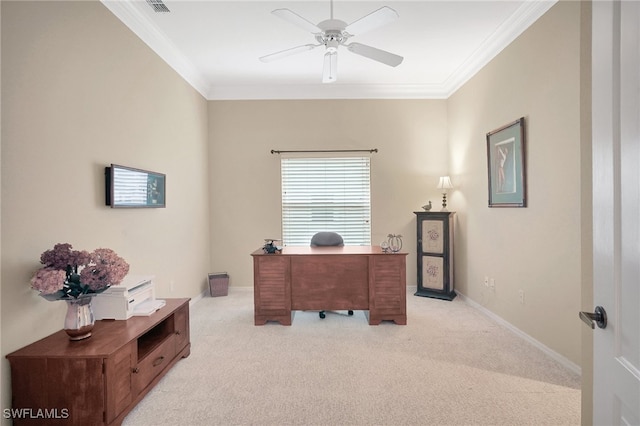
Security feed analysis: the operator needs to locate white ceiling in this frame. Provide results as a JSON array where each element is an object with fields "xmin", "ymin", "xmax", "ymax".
[{"xmin": 102, "ymin": 0, "xmax": 557, "ymax": 100}]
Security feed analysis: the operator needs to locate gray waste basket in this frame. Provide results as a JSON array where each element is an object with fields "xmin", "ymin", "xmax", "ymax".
[{"xmin": 208, "ymin": 272, "xmax": 229, "ymax": 297}]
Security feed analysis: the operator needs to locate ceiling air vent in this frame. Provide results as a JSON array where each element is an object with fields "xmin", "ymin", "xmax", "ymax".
[{"xmin": 146, "ymin": 0, "xmax": 170, "ymax": 13}]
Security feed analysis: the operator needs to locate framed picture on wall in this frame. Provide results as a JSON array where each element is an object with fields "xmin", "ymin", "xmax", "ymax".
[
  {"xmin": 105, "ymin": 164, "xmax": 166, "ymax": 208},
  {"xmin": 486, "ymin": 117, "xmax": 526, "ymax": 207}
]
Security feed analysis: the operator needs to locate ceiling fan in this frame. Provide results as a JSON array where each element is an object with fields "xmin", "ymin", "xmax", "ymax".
[{"xmin": 259, "ymin": 0, "xmax": 404, "ymax": 83}]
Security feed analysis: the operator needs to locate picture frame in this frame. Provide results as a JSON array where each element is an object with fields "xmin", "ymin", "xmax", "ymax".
[
  {"xmin": 105, "ymin": 164, "xmax": 166, "ymax": 208},
  {"xmin": 486, "ymin": 117, "xmax": 526, "ymax": 207}
]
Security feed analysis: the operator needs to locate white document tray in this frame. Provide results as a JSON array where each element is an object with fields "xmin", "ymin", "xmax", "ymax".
[{"xmin": 133, "ymin": 299, "xmax": 166, "ymax": 316}]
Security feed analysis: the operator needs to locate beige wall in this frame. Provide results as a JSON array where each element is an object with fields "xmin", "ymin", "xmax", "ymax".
[
  {"xmin": 447, "ymin": 0, "xmax": 584, "ymax": 367},
  {"xmin": 1, "ymin": 0, "xmax": 210, "ymax": 412},
  {"xmin": 208, "ymin": 99, "xmax": 448, "ymax": 287}
]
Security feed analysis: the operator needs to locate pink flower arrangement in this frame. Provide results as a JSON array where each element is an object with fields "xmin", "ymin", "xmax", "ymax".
[{"xmin": 30, "ymin": 243, "xmax": 130, "ymax": 300}]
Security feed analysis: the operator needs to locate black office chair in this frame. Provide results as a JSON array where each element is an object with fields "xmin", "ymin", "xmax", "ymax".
[{"xmin": 309, "ymin": 232, "xmax": 354, "ymax": 319}]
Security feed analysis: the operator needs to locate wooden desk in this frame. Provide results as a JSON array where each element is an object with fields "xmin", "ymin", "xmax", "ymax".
[{"xmin": 251, "ymin": 246, "xmax": 407, "ymax": 326}]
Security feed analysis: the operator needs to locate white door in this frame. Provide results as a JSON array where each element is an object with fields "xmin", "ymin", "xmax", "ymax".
[{"xmin": 591, "ymin": 0, "xmax": 640, "ymax": 424}]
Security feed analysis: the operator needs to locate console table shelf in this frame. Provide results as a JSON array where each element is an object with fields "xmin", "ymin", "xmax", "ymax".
[{"xmin": 6, "ymin": 298, "xmax": 190, "ymax": 426}]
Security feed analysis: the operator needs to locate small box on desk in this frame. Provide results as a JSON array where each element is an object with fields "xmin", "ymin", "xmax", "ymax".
[
  {"xmin": 93, "ymin": 274, "xmax": 165, "ymax": 320},
  {"xmin": 208, "ymin": 272, "xmax": 229, "ymax": 297}
]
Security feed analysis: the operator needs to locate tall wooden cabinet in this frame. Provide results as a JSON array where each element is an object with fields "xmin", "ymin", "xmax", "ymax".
[
  {"xmin": 6, "ymin": 298, "xmax": 190, "ymax": 425},
  {"xmin": 414, "ymin": 211, "xmax": 456, "ymax": 300}
]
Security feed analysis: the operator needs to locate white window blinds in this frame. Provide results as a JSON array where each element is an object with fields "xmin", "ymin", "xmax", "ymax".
[{"xmin": 281, "ymin": 157, "xmax": 371, "ymax": 246}]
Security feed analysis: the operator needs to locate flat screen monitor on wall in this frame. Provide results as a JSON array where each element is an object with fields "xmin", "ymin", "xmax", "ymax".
[{"xmin": 105, "ymin": 164, "xmax": 166, "ymax": 208}]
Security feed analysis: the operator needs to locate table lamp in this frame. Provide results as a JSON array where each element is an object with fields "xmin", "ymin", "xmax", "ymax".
[{"xmin": 437, "ymin": 176, "xmax": 453, "ymax": 211}]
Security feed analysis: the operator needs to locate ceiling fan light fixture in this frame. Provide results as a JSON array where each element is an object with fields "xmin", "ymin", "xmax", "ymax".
[
  {"xmin": 326, "ymin": 38, "xmax": 339, "ymax": 53},
  {"xmin": 322, "ymin": 52, "xmax": 337, "ymax": 83},
  {"xmin": 261, "ymin": 1, "xmax": 402, "ymax": 83}
]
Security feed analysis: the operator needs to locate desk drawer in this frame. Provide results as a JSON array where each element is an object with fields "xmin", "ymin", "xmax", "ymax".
[{"xmin": 133, "ymin": 335, "xmax": 176, "ymax": 394}]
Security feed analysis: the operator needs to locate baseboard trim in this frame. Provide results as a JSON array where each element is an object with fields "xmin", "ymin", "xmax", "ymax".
[
  {"xmin": 193, "ymin": 286, "xmax": 252, "ymax": 303},
  {"xmin": 191, "ymin": 290, "xmax": 207, "ymax": 306},
  {"xmin": 457, "ymin": 292, "xmax": 582, "ymax": 376}
]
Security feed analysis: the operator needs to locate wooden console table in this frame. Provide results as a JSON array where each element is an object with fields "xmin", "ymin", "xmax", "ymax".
[
  {"xmin": 6, "ymin": 298, "xmax": 190, "ymax": 425},
  {"xmin": 251, "ymin": 246, "xmax": 407, "ymax": 326}
]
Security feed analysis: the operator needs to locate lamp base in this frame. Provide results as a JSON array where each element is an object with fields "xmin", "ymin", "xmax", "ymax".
[{"xmin": 441, "ymin": 193, "xmax": 448, "ymax": 211}]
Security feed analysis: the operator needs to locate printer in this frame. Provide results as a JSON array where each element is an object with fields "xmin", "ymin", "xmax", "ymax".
[{"xmin": 93, "ymin": 274, "xmax": 166, "ymax": 320}]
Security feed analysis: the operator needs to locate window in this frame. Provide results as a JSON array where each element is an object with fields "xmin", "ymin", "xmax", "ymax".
[{"xmin": 281, "ymin": 157, "xmax": 371, "ymax": 246}]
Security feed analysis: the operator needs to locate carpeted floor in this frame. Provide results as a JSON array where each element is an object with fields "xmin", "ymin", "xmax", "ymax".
[{"xmin": 123, "ymin": 288, "xmax": 581, "ymax": 426}]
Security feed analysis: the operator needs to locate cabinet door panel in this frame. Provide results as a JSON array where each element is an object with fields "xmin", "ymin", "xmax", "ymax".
[
  {"xmin": 174, "ymin": 304, "xmax": 190, "ymax": 352},
  {"xmin": 422, "ymin": 220, "xmax": 444, "ymax": 254},
  {"xmin": 105, "ymin": 342, "xmax": 134, "ymax": 423},
  {"xmin": 46, "ymin": 358, "xmax": 104, "ymax": 426},
  {"xmin": 9, "ymin": 358, "xmax": 50, "ymax": 425},
  {"xmin": 422, "ymin": 256, "xmax": 444, "ymax": 290}
]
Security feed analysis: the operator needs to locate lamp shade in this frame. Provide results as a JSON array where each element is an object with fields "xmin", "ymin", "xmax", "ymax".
[{"xmin": 437, "ymin": 176, "xmax": 453, "ymax": 190}]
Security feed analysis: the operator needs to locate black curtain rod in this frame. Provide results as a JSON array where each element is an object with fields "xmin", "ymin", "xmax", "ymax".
[{"xmin": 270, "ymin": 149, "xmax": 378, "ymax": 154}]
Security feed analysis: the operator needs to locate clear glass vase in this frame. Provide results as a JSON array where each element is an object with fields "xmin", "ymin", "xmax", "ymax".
[{"xmin": 64, "ymin": 296, "xmax": 95, "ymax": 340}]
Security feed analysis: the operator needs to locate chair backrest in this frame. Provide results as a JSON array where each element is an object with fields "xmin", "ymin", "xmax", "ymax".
[{"xmin": 310, "ymin": 232, "xmax": 344, "ymax": 247}]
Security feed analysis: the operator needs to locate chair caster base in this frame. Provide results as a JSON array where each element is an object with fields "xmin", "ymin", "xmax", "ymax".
[{"xmin": 319, "ymin": 310, "xmax": 353, "ymax": 319}]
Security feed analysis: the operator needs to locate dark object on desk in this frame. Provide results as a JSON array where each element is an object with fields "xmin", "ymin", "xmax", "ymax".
[
  {"xmin": 263, "ymin": 238, "xmax": 282, "ymax": 254},
  {"xmin": 309, "ymin": 232, "xmax": 353, "ymax": 319}
]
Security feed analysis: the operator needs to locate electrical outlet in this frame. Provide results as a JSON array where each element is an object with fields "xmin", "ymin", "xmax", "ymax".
[
  {"xmin": 490, "ymin": 278, "xmax": 495, "ymax": 291},
  {"xmin": 484, "ymin": 276, "xmax": 489, "ymax": 287},
  {"xmin": 519, "ymin": 289, "xmax": 525, "ymax": 304}
]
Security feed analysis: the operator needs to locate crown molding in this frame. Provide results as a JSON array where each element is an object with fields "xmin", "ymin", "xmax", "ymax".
[
  {"xmin": 101, "ymin": 0, "xmax": 210, "ymax": 99},
  {"xmin": 101, "ymin": 0, "xmax": 557, "ymax": 101},
  {"xmin": 441, "ymin": 0, "xmax": 557, "ymax": 96},
  {"xmin": 207, "ymin": 83, "xmax": 450, "ymax": 101}
]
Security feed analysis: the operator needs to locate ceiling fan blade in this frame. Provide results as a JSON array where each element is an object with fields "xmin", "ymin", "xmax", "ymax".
[
  {"xmin": 272, "ymin": 8, "xmax": 322, "ymax": 34},
  {"xmin": 322, "ymin": 52, "xmax": 338, "ymax": 83},
  {"xmin": 345, "ymin": 6, "xmax": 399, "ymax": 36},
  {"xmin": 259, "ymin": 44, "xmax": 318, "ymax": 63},
  {"xmin": 346, "ymin": 42, "xmax": 403, "ymax": 67}
]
